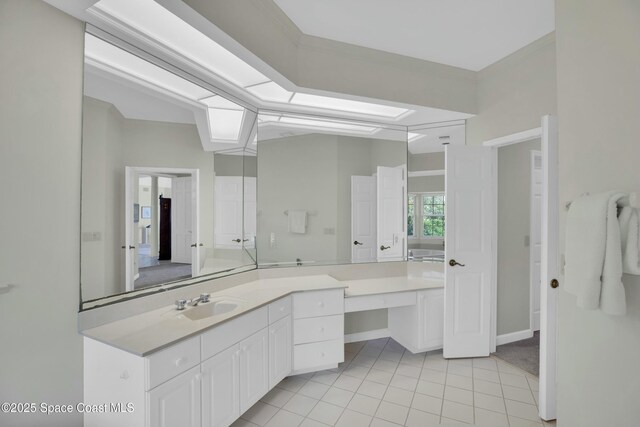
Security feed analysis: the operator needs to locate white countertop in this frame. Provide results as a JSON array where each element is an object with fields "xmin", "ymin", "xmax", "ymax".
[
  {"xmin": 82, "ymin": 273, "xmax": 444, "ymax": 357},
  {"xmin": 81, "ymin": 275, "xmax": 346, "ymax": 357},
  {"xmin": 343, "ymin": 276, "xmax": 444, "ymax": 297}
]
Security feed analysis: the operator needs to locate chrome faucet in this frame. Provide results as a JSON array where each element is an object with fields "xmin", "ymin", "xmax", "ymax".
[{"xmin": 188, "ymin": 293, "xmax": 210, "ymax": 306}]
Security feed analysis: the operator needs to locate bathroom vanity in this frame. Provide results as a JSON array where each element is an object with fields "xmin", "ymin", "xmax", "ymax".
[{"xmin": 82, "ymin": 273, "xmax": 444, "ymax": 427}]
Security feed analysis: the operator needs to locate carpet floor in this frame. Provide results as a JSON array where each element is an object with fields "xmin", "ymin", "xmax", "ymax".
[
  {"xmin": 134, "ymin": 262, "xmax": 192, "ymax": 289},
  {"xmin": 493, "ymin": 331, "xmax": 540, "ymax": 377}
]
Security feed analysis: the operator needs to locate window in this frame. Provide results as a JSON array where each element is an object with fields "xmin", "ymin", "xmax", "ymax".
[{"xmin": 408, "ymin": 192, "xmax": 445, "ymax": 238}]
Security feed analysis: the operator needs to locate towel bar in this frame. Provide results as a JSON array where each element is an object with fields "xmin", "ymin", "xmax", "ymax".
[{"xmin": 565, "ymin": 192, "xmax": 640, "ymax": 211}]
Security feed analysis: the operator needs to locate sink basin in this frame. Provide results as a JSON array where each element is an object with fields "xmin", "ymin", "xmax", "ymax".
[{"xmin": 182, "ymin": 300, "xmax": 240, "ymax": 321}]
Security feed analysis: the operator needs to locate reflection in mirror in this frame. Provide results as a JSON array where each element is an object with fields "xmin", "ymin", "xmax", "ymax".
[
  {"xmin": 80, "ymin": 33, "xmax": 256, "ymax": 308},
  {"xmin": 407, "ymin": 122, "xmax": 465, "ymax": 262},
  {"xmin": 243, "ymin": 148, "xmax": 258, "ymax": 263},
  {"xmin": 257, "ymin": 113, "xmax": 408, "ymax": 267}
]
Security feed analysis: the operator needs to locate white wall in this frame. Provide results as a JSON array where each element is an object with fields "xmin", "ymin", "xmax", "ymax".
[
  {"xmin": 497, "ymin": 139, "xmax": 541, "ymax": 335},
  {"xmin": 0, "ymin": 1, "xmax": 84, "ymax": 425},
  {"xmin": 556, "ymin": 1, "xmax": 640, "ymax": 425}
]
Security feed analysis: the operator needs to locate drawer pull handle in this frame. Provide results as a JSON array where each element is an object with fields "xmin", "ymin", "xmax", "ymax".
[
  {"xmin": 321, "ymin": 352, "xmax": 325, "ymax": 358},
  {"xmin": 320, "ymin": 327, "xmax": 325, "ymax": 333},
  {"xmin": 317, "ymin": 302, "xmax": 325, "ymax": 307},
  {"xmin": 174, "ymin": 357, "xmax": 188, "ymax": 367},
  {"xmin": 120, "ymin": 370, "xmax": 129, "ymax": 380},
  {"xmin": 279, "ymin": 307, "xmax": 285, "ymax": 312}
]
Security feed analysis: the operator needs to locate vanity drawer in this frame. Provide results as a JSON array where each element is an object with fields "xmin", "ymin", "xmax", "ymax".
[
  {"xmin": 294, "ymin": 315, "xmax": 344, "ymax": 345},
  {"xmin": 293, "ymin": 339, "xmax": 344, "ymax": 371},
  {"xmin": 146, "ymin": 336, "xmax": 200, "ymax": 390},
  {"xmin": 293, "ymin": 289, "xmax": 343, "ymax": 319},
  {"xmin": 344, "ymin": 291, "xmax": 417, "ymax": 313},
  {"xmin": 269, "ymin": 296, "xmax": 292, "ymax": 324},
  {"xmin": 201, "ymin": 306, "xmax": 268, "ymax": 360}
]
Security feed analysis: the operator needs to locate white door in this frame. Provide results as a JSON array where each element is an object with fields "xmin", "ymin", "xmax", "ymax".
[
  {"xmin": 171, "ymin": 176, "xmax": 193, "ymax": 265},
  {"xmin": 243, "ymin": 177, "xmax": 257, "ymax": 249},
  {"xmin": 351, "ymin": 175, "xmax": 376, "ymax": 262},
  {"xmin": 124, "ymin": 167, "xmax": 137, "ymax": 291},
  {"xmin": 239, "ymin": 328, "xmax": 269, "ymax": 413},
  {"xmin": 214, "ymin": 176, "xmax": 243, "ymax": 249},
  {"xmin": 444, "ymin": 145, "xmax": 494, "ymax": 358},
  {"xmin": 201, "ymin": 345, "xmax": 240, "ymax": 427},
  {"xmin": 530, "ymin": 151, "xmax": 543, "ymax": 332},
  {"xmin": 268, "ymin": 316, "xmax": 292, "ymax": 388},
  {"xmin": 539, "ymin": 115, "xmax": 559, "ymax": 421},
  {"xmin": 148, "ymin": 366, "xmax": 201, "ymax": 427},
  {"xmin": 376, "ymin": 165, "xmax": 406, "ymax": 261}
]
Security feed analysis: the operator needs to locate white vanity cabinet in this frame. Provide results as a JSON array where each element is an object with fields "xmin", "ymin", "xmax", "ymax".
[
  {"xmin": 292, "ymin": 289, "xmax": 344, "ymax": 373},
  {"xmin": 388, "ymin": 288, "xmax": 444, "ymax": 353},
  {"xmin": 149, "ymin": 366, "xmax": 202, "ymax": 427},
  {"xmin": 267, "ymin": 295, "xmax": 292, "ymax": 388},
  {"xmin": 201, "ymin": 345, "xmax": 239, "ymax": 427}
]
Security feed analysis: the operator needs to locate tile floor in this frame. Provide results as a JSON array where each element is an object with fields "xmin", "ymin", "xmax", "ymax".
[{"xmin": 233, "ymin": 338, "xmax": 557, "ymax": 427}]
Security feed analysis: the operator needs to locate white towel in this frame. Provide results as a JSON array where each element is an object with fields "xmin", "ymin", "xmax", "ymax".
[
  {"xmin": 288, "ymin": 210, "xmax": 307, "ymax": 234},
  {"xmin": 619, "ymin": 206, "xmax": 640, "ymax": 275},
  {"xmin": 564, "ymin": 191, "xmax": 627, "ymax": 315}
]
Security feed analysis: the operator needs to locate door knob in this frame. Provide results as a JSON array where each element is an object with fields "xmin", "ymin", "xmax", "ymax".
[
  {"xmin": 380, "ymin": 245, "xmax": 391, "ymax": 251},
  {"xmin": 550, "ymin": 278, "xmax": 559, "ymax": 289},
  {"xmin": 190, "ymin": 243, "xmax": 197, "ymax": 247},
  {"xmin": 129, "ymin": 245, "xmax": 135, "ymax": 250},
  {"xmin": 449, "ymin": 259, "xmax": 465, "ymax": 267},
  {"xmin": 232, "ymin": 238, "xmax": 241, "ymax": 243},
  {"xmin": 243, "ymin": 239, "xmax": 249, "ymax": 242},
  {"xmin": 354, "ymin": 241, "xmax": 363, "ymax": 246}
]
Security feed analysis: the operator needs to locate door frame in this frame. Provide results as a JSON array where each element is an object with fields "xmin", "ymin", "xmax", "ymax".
[
  {"xmin": 125, "ymin": 166, "xmax": 200, "ymax": 292},
  {"xmin": 482, "ymin": 115, "xmax": 558, "ymax": 421}
]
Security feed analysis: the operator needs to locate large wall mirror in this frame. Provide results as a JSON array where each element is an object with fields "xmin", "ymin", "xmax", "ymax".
[
  {"xmin": 80, "ymin": 33, "xmax": 257, "ymax": 309},
  {"xmin": 256, "ymin": 112, "xmax": 408, "ymax": 267}
]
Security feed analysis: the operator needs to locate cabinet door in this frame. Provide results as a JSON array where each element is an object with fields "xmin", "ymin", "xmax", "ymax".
[
  {"xmin": 239, "ymin": 328, "xmax": 269, "ymax": 413},
  {"xmin": 419, "ymin": 289, "xmax": 445, "ymax": 351},
  {"xmin": 201, "ymin": 345, "xmax": 240, "ymax": 427},
  {"xmin": 269, "ymin": 316, "xmax": 292, "ymax": 388},
  {"xmin": 148, "ymin": 366, "xmax": 201, "ymax": 427}
]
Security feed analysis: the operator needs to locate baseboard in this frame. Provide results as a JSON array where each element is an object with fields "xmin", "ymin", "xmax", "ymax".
[
  {"xmin": 496, "ymin": 329, "xmax": 534, "ymax": 346},
  {"xmin": 344, "ymin": 328, "xmax": 390, "ymax": 343}
]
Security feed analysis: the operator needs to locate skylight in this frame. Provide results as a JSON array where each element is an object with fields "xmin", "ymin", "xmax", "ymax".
[
  {"xmin": 85, "ymin": 33, "xmax": 212, "ymax": 101},
  {"xmin": 93, "ymin": 0, "xmax": 270, "ymax": 87},
  {"xmin": 261, "ymin": 115, "xmax": 378, "ymax": 135},
  {"xmin": 209, "ymin": 109, "xmax": 245, "ymax": 141},
  {"xmin": 89, "ymin": 0, "xmax": 416, "ymax": 122},
  {"xmin": 246, "ymin": 82, "xmax": 294, "ymax": 103},
  {"xmin": 290, "ymin": 93, "xmax": 409, "ymax": 119}
]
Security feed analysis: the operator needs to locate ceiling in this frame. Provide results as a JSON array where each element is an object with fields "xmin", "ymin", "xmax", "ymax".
[{"xmin": 273, "ymin": 0, "xmax": 555, "ymax": 71}]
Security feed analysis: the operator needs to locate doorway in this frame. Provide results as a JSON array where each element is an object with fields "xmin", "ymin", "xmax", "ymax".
[
  {"xmin": 483, "ymin": 116, "xmax": 559, "ymax": 421},
  {"xmin": 125, "ymin": 167, "xmax": 200, "ymax": 291}
]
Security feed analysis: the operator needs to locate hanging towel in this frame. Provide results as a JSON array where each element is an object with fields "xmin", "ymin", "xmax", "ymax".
[
  {"xmin": 619, "ymin": 206, "xmax": 640, "ymax": 275},
  {"xmin": 288, "ymin": 210, "xmax": 307, "ymax": 234},
  {"xmin": 564, "ymin": 191, "xmax": 627, "ymax": 315}
]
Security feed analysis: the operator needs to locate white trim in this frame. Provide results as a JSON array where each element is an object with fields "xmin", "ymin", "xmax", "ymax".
[
  {"xmin": 490, "ymin": 148, "xmax": 498, "ymax": 353},
  {"xmin": 408, "ymin": 170, "xmax": 445, "ymax": 177},
  {"xmin": 344, "ymin": 328, "xmax": 390, "ymax": 344},
  {"xmin": 483, "ymin": 127, "xmax": 542, "ymax": 148},
  {"xmin": 496, "ymin": 329, "xmax": 534, "ymax": 346}
]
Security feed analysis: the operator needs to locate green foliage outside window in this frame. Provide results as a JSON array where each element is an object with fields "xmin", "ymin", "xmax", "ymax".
[{"xmin": 422, "ymin": 195, "xmax": 445, "ymax": 237}]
